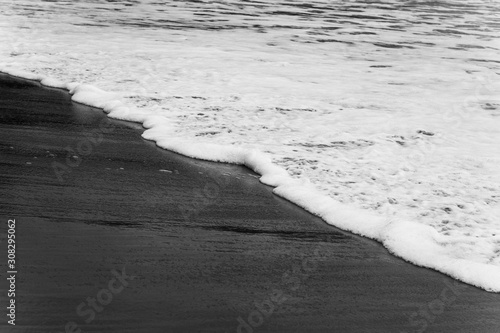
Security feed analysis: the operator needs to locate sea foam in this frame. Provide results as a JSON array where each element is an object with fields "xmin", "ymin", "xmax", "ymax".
[
  {"xmin": 2, "ymin": 66, "xmax": 499, "ymax": 291},
  {"xmin": 1, "ymin": 0, "xmax": 499, "ymax": 292}
]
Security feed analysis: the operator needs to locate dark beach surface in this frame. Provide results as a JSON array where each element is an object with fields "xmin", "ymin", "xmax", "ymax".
[{"xmin": 0, "ymin": 73, "xmax": 499, "ymax": 333}]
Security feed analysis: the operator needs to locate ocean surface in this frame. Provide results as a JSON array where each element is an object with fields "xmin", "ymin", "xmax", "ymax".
[{"xmin": 0, "ymin": 0, "xmax": 499, "ymax": 291}]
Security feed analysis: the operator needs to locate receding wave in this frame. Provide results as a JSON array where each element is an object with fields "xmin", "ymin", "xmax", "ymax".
[{"xmin": 1, "ymin": 0, "xmax": 500, "ymax": 292}]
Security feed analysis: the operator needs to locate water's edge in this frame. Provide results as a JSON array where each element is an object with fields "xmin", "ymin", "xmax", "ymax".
[{"xmin": 2, "ymin": 68, "xmax": 498, "ymax": 293}]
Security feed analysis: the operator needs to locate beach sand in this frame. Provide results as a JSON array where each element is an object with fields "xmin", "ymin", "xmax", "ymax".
[{"xmin": 0, "ymin": 73, "xmax": 499, "ymax": 332}]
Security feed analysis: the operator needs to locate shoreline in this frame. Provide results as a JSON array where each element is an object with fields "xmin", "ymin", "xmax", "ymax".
[
  {"xmin": 1, "ymin": 73, "xmax": 500, "ymax": 332},
  {"xmin": 1, "ymin": 69, "xmax": 499, "ymax": 294}
]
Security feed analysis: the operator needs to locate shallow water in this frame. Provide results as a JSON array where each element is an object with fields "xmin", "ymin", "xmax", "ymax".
[
  {"xmin": 1, "ymin": 0, "xmax": 499, "ymax": 291},
  {"xmin": 3, "ymin": 73, "xmax": 500, "ymax": 333}
]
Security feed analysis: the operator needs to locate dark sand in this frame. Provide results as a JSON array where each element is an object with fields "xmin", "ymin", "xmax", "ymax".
[{"xmin": 0, "ymin": 73, "xmax": 499, "ymax": 333}]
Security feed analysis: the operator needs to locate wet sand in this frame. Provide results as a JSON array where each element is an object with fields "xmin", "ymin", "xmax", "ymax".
[{"xmin": 0, "ymin": 73, "xmax": 499, "ymax": 333}]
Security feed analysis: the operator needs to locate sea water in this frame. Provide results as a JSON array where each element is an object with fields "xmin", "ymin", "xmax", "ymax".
[{"xmin": 0, "ymin": 0, "xmax": 499, "ymax": 291}]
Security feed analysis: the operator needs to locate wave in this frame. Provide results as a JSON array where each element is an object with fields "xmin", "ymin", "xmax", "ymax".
[
  {"xmin": 2, "ymin": 67, "xmax": 499, "ymax": 292},
  {"xmin": 1, "ymin": 0, "xmax": 499, "ymax": 293}
]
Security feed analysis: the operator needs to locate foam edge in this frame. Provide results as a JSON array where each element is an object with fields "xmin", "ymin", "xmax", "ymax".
[{"xmin": 1, "ymin": 68, "xmax": 498, "ymax": 293}]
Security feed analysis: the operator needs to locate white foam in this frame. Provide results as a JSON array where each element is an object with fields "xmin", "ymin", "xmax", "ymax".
[{"xmin": 1, "ymin": 0, "xmax": 499, "ymax": 292}]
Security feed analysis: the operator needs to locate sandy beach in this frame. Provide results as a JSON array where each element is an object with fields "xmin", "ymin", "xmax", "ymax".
[{"xmin": 1, "ymin": 73, "xmax": 499, "ymax": 332}]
